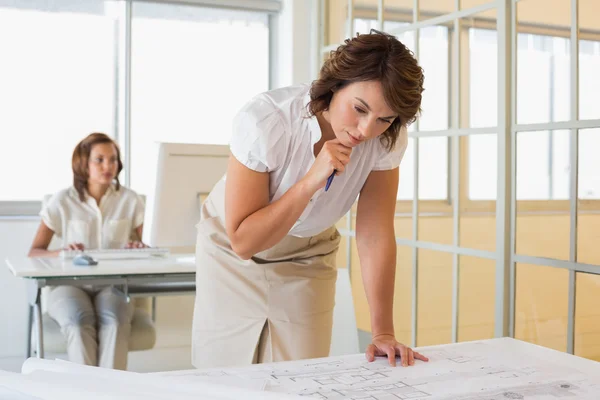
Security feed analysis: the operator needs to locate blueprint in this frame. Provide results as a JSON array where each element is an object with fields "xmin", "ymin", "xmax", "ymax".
[{"xmin": 160, "ymin": 338, "xmax": 600, "ymax": 399}]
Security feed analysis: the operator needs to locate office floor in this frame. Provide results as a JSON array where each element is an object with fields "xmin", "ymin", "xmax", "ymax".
[{"xmin": 0, "ymin": 345, "xmax": 193, "ymax": 373}]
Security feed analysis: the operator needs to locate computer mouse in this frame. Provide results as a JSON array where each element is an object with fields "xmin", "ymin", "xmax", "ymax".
[{"xmin": 72, "ymin": 254, "xmax": 98, "ymax": 266}]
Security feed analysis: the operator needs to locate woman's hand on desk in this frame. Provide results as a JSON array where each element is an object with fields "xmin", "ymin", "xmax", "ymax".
[
  {"xmin": 124, "ymin": 241, "xmax": 148, "ymax": 249},
  {"xmin": 365, "ymin": 334, "xmax": 429, "ymax": 367},
  {"xmin": 64, "ymin": 243, "xmax": 85, "ymax": 251}
]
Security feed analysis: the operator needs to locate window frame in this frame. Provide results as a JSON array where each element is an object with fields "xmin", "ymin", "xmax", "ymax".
[
  {"xmin": 459, "ymin": 20, "xmax": 600, "ymax": 214},
  {"xmin": 0, "ymin": 0, "xmax": 278, "ymax": 216},
  {"xmin": 365, "ymin": 11, "xmax": 600, "ymax": 215}
]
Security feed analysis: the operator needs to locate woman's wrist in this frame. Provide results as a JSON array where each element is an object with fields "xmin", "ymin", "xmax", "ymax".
[
  {"xmin": 296, "ymin": 176, "xmax": 319, "ymax": 198},
  {"xmin": 372, "ymin": 332, "xmax": 395, "ymax": 340},
  {"xmin": 371, "ymin": 313, "xmax": 395, "ymax": 339}
]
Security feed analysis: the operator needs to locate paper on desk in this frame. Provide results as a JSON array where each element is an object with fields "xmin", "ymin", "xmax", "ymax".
[
  {"xmin": 19, "ymin": 358, "xmax": 301, "ymax": 400},
  {"xmin": 156, "ymin": 369, "xmax": 268, "ymax": 391},
  {"xmin": 23, "ymin": 357, "xmax": 124, "ymax": 376},
  {"xmin": 23, "ymin": 357, "xmax": 267, "ymax": 392},
  {"xmin": 0, "ymin": 370, "xmax": 44, "ymax": 400},
  {"xmin": 157, "ymin": 338, "xmax": 600, "ymax": 399},
  {"xmin": 2, "ymin": 369, "xmax": 203, "ymax": 400}
]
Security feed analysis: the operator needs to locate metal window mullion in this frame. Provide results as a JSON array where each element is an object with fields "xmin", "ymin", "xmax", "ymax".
[
  {"xmin": 377, "ymin": 0, "xmax": 384, "ymax": 30},
  {"xmin": 411, "ymin": 142, "xmax": 419, "ymax": 349},
  {"xmin": 0, "ymin": 202, "xmax": 41, "ymax": 216},
  {"xmin": 394, "ymin": 239, "xmax": 496, "ymax": 260},
  {"xmin": 339, "ymin": 229, "xmax": 499, "ymax": 259},
  {"xmin": 319, "ymin": 0, "xmax": 326, "ymax": 66},
  {"xmin": 511, "ymin": 255, "xmax": 600, "ymax": 276},
  {"xmin": 495, "ymin": 0, "xmax": 513, "ymax": 339},
  {"xmin": 567, "ymin": 0, "xmax": 579, "ymax": 356},
  {"xmin": 387, "ymin": 2, "xmax": 496, "ymax": 36},
  {"xmin": 514, "ymin": 119, "xmax": 600, "ymax": 131},
  {"xmin": 408, "ymin": 127, "xmax": 498, "ymax": 137},
  {"xmin": 347, "ymin": 0, "xmax": 354, "ymax": 38},
  {"xmin": 451, "ymin": 152, "xmax": 460, "ymax": 344},
  {"xmin": 508, "ymin": 0, "xmax": 517, "ymax": 339},
  {"xmin": 123, "ymin": 0, "xmax": 132, "ymax": 187},
  {"xmin": 268, "ymin": 13, "xmax": 275, "ymax": 88},
  {"xmin": 451, "ymin": 8, "xmax": 461, "ymax": 344},
  {"xmin": 112, "ymin": 5, "xmax": 120, "ymax": 146},
  {"xmin": 548, "ymin": 39, "xmax": 555, "ymax": 199},
  {"xmin": 346, "ymin": 211, "xmax": 352, "ymax": 279},
  {"xmin": 411, "ymin": 0, "xmax": 419, "ymax": 349},
  {"xmin": 445, "ymin": 25, "xmax": 453, "ymax": 206}
]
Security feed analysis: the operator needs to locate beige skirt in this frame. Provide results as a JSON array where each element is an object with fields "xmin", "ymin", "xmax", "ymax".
[{"xmin": 191, "ymin": 189, "xmax": 340, "ymax": 369}]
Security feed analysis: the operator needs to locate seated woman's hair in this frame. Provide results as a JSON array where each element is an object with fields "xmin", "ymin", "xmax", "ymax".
[
  {"xmin": 72, "ymin": 133, "xmax": 123, "ymax": 201},
  {"xmin": 308, "ymin": 29, "xmax": 424, "ymax": 151}
]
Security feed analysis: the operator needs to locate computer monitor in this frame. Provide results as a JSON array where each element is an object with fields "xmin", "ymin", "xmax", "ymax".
[{"xmin": 143, "ymin": 142, "xmax": 230, "ymax": 250}]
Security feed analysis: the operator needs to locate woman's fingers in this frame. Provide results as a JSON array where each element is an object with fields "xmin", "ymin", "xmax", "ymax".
[
  {"xmin": 414, "ymin": 351, "xmax": 429, "ymax": 362},
  {"xmin": 365, "ymin": 344, "xmax": 377, "ymax": 362},
  {"xmin": 386, "ymin": 345, "xmax": 397, "ymax": 367},
  {"xmin": 332, "ymin": 143, "xmax": 353, "ymax": 155}
]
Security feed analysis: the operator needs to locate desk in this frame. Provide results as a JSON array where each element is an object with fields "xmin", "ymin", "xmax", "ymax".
[
  {"xmin": 5, "ymin": 255, "xmax": 196, "ymax": 359},
  {"xmin": 3, "ymin": 338, "xmax": 600, "ymax": 399}
]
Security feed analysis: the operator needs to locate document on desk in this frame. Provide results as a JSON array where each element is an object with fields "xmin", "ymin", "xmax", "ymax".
[
  {"xmin": 0, "ymin": 370, "xmax": 43, "ymax": 400},
  {"xmin": 160, "ymin": 338, "xmax": 600, "ymax": 399},
  {"xmin": 13, "ymin": 358, "xmax": 301, "ymax": 400}
]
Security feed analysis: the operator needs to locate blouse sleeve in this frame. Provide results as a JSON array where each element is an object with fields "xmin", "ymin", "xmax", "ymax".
[
  {"xmin": 229, "ymin": 98, "xmax": 288, "ymax": 173},
  {"xmin": 372, "ymin": 126, "xmax": 409, "ymax": 171},
  {"xmin": 39, "ymin": 193, "xmax": 63, "ymax": 236}
]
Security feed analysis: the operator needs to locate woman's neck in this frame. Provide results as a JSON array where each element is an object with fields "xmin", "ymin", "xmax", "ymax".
[{"xmin": 86, "ymin": 182, "xmax": 110, "ymax": 205}]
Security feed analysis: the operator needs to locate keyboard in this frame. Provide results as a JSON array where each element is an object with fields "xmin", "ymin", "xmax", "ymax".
[{"xmin": 59, "ymin": 247, "xmax": 170, "ymax": 260}]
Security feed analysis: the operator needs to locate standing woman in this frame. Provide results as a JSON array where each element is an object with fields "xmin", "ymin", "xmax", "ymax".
[
  {"xmin": 192, "ymin": 30, "xmax": 428, "ymax": 368},
  {"xmin": 29, "ymin": 133, "xmax": 146, "ymax": 370}
]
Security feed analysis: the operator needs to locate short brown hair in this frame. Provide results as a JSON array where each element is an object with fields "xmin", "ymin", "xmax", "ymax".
[
  {"xmin": 308, "ymin": 29, "xmax": 424, "ymax": 151},
  {"xmin": 72, "ymin": 133, "xmax": 123, "ymax": 202}
]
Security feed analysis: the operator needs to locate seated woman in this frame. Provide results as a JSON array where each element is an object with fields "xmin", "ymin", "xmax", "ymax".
[{"xmin": 28, "ymin": 132, "xmax": 146, "ymax": 370}]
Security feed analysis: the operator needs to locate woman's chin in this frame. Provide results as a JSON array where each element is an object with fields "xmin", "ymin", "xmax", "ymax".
[{"xmin": 90, "ymin": 178, "xmax": 113, "ymax": 186}]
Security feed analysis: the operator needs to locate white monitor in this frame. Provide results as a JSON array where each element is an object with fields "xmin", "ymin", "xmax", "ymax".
[{"xmin": 143, "ymin": 142, "xmax": 229, "ymax": 249}]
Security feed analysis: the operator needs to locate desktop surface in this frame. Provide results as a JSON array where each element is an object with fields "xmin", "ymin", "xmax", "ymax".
[{"xmin": 5, "ymin": 254, "xmax": 196, "ymax": 279}]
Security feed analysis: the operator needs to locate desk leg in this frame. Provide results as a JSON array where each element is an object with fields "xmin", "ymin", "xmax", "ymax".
[
  {"xmin": 26, "ymin": 280, "xmax": 44, "ymax": 359},
  {"xmin": 34, "ymin": 296, "xmax": 44, "ymax": 359},
  {"xmin": 151, "ymin": 297, "xmax": 157, "ymax": 322},
  {"xmin": 26, "ymin": 304, "xmax": 33, "ymax": 359}
]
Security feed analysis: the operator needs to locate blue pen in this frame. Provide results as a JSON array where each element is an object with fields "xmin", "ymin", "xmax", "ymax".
[{"xmin": 325, "ymin": 170, "xmax": 336, "ymax": 192}]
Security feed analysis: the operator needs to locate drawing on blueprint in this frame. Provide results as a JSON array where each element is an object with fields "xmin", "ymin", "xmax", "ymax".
[
  {"xmin": 440, "ymin": 380, "xmax": 583, "ymax": 400},
  {"xmin": 158, "ymin": 339, "xmax": 600, "ymax": 399}
]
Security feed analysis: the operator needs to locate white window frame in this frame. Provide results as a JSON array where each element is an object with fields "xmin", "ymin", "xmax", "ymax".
[{"xmin": 0, "ymin": 0, "xmax": 279, "ymax": 216}]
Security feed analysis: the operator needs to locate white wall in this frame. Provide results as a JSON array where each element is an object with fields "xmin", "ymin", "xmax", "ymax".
[
  {"xmin": 0, "ymin": 219, "xmax": 36, "ymax": 357},
  {"xmin": 0, "ymin": 0, "xmax": 316, "ymax": 361}
]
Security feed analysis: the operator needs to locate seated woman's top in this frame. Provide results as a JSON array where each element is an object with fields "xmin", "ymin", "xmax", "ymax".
[
  {"xmin": 226, "ymin": 84, "xmax": 409, "ymax": 238},
  {"xmin": 40, "ymin": 184, "xmax": 145, "ymax": 249}
]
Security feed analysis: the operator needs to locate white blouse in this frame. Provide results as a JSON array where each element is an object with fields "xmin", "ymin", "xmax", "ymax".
[
  {"xmin": 226, "ymin": 84, "xmax": 408, "ymax": 238},
  {"xmin": 40, "ymin": 185, "xmax": 145, "ymax": 249}
]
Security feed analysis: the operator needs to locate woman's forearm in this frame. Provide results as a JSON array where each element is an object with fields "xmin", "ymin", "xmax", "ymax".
[
  {"xmin": 28, "ymin": 248, "xmax": 60, "ymax": 258},
  {"xmin": 358, "ymin": 233, "xmax": 397, "ymax": 336},
  {"xmin": 229, "ymin": 179, "xmax": 315, "ymax": 259}
]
